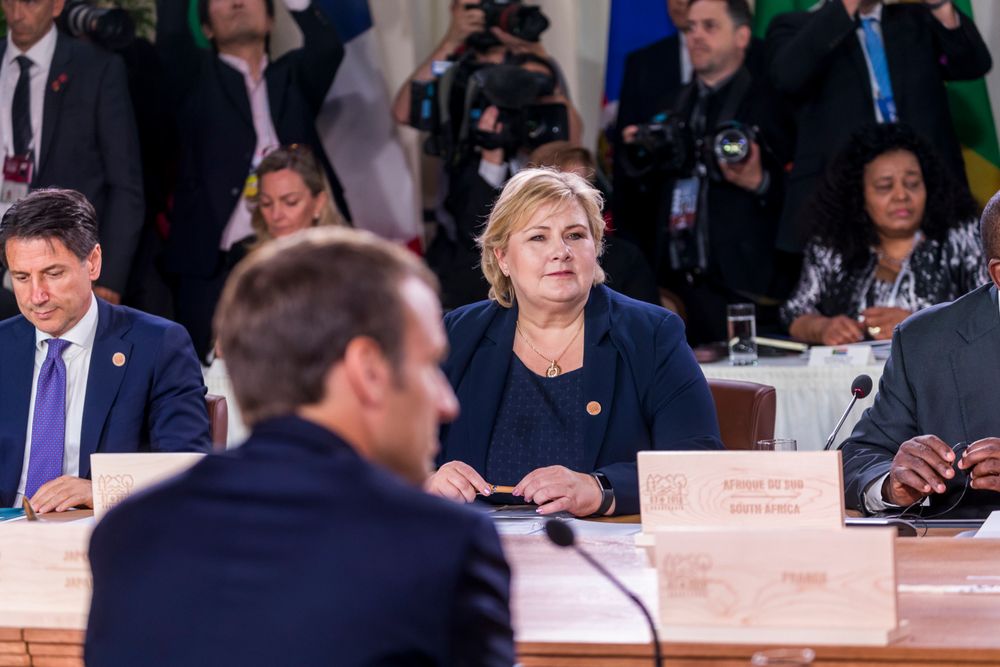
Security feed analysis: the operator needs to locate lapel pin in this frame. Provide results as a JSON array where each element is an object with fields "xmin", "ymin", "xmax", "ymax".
[
  {"xmin": 112, "ymin": 352, "xmax": 126, "ymax": 367},
  {"xmin": 586, "ymin": 401, "xmax": 602, "ymax": 416}
]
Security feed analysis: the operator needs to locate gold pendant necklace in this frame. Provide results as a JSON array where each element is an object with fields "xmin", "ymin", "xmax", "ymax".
[{"xmin": 516, "ymin": 316, "xmax": 584, "ymax": 378}]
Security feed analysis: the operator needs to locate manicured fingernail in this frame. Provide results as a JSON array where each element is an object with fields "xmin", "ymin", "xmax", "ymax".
[{"xmin": 482, "ymin": 487, "xmax": 491, "ymax": 496}]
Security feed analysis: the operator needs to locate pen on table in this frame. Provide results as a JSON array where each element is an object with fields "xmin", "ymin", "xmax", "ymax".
[
  {"xmin": 479, "ymin": 485, "xmax": 516, "ymax": 496},
  {"xmin": 22, "ymin": 498, "xmax": 38, "ymax": 522}
]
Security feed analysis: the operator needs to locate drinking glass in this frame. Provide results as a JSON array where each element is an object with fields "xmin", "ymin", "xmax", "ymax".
[{"xmin": 727, "ymin": 303, "xmax": 757, "ymax": 366}]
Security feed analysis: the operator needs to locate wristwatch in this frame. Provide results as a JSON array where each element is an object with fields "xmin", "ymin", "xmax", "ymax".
[{"xmin": 591, "ymin": 472, "xmax": 615, "ymax": 516}]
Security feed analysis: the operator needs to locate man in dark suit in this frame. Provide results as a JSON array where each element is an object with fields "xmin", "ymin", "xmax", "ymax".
[
  {"xmin": 0, "ymin": 189, "xmax": 210, "ymax": 513},
  {"xmin": 0, "ymin": 0, "xmax": 144, "ymax": 318},
  {"xmin": 841, "ymin": 191, "xmax": 1000, "ymax": 520},
  {"xmin": 620, "ymin": 0, "xmax": 786, "ymax": 345},
  {"xmin": 85, "ymin": 228, "xmax": 515, "ymax": 666},
  {"xmin": 613, "ymin": 0, "xmax": 691, "ymax": 258},
  {"xmin": 767, "ymin": 0, "xmax": 992, "ymax": 252},
  {"xmin": 156, "ymin": 0, "xmax": 344, "ymax": 361}
]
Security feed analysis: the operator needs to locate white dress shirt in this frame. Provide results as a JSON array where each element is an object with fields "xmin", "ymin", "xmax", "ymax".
[
  {"xmin": 215, "ymin": 0, "xmax": 319, "ymax": 250},
  {"xmin": 0, "ymin": 24, "xmax": 57, "ymax": 162},
  {"xmin": 13, "ymin": 294, "xmax": 99, "ymax": 507},
  {"xmin": 217, "ymin": 53, "xmax": 280, "ymax": 251}
]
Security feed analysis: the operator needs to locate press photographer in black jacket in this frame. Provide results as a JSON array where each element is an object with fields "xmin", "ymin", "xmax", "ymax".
[{"xmin": 621, "ymin": 0, "xmax": 788, "ymax": 345}]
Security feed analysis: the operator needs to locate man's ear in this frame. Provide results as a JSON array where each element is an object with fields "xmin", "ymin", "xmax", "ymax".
[
  {"xmin": 86, "ymin": 244, "xmax": 102, "ymax": 283},
  {"xmin": 735, "ymin": 24, "xmax": 751, "ymax": 51},
  {"xmin": 988, "ymin": 258, "xmax": 1000, "ymax": 291},
  {"xmin": 341, "ymin": 336, "xmax": 392, "ymax": 407}
]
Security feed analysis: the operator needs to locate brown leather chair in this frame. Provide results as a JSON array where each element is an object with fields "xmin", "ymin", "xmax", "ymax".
[
  {"xmin": 205, "ymin": 394, "xmax": 229, "ymax": 451},
  {"xmin": 707, "ymin": 378, "xmax": 776, "ymax": 451}
]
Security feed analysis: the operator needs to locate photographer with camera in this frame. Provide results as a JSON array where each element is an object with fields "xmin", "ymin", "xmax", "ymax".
[
  {"xmin": 393, "ymin": 0, "xmax": 583, "ymax": 310},
  {"xmin": 155, "ymin": 0, "xmax": 345, "ymax": 363},
  {"xmin": 622, "ymin": 0, "xmax": 785, "ymax": 346},
  {"xmin": 0, "ymin": 0, "xmax": 144, "ymax": 318}
]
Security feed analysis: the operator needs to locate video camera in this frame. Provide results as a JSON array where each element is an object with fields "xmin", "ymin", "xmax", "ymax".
[
  {"xmin": 59, "ymin": 0, "xmax": 136, "ymax": 51},
  {"xmin": 408, "ymin": 55, "xmax": 568, "ymax": 165},
  {"xmin": 624, "ymin": 113, "xmax": 757, "ymax": 181},
  {"xmin": 466, "ymin": 0, "xmax": 550, "ymax": 49}
]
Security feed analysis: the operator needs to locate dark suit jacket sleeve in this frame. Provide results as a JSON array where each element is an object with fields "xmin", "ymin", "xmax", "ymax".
[
  {"xmin": 925, "ymin": 5, "xmax": 992, "ymax": 80},
  {"xmin": 93, "ymin": 54, "xmax": 145, "ymax": 294},
  {"xmin": 154, "ymin": 0, "xmax": 203, "ymax": 100},
  {"xmin": 840, "ymin": 329, "xmax": 916, "ymax": 513},
  {"xmin": 450, "ymin": 514, "xmax": 515, "ymax": 666},
  {"xmin": 288, "ymin": 4, "xmax": 345, "ymax": 113},
  {"xmin": 766, "ymin": 1, "xmax": 857, "ymax": 96},
  {"xmin": 147, "ymin": 322, "xmax": 212, "ymax": 452},
  {"xmin": 598, "ymin": 313, "xmax": 723, "ymax": 514}
]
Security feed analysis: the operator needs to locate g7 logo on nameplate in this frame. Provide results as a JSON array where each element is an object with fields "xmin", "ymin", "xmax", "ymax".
[
  {"xmin": 645, "ymin": 473, "xmax": 688, "ymax": 511},
  {"xmin": 97, "ymin": 474, "xmax": 135, "ymax": 510}
]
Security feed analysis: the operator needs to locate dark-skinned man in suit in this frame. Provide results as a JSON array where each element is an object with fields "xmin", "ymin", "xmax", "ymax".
[{"xmin": 842, "ymin": 191, "xmax": 1000, "ymax": 519}]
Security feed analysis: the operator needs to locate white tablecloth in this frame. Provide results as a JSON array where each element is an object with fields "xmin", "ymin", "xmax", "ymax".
[
  {"xmin": 700, "ymin": 357, "xmax": 886, "ymax": 451},
  {"xmin": 204, "ymin": 356, "xmax": 887, "ymax": 451}
]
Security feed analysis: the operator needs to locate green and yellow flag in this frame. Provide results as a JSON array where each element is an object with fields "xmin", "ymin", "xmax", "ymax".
[{"xmin": 753, "ymin": 0, "xmax": 1000, "ymax": 206}]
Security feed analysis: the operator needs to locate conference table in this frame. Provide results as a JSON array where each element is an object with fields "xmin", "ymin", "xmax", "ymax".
[
  {"xmin": 700, "ymin": 357, "xmax": 886, "ymax": 450},
  {"xmin": 4, "ymin": 516, "xmax": 1000, "ymax": 667}
]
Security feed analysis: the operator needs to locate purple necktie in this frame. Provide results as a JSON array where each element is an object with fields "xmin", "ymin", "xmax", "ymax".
[{"xmin": 25, "ymin": 338, "xmax": 72, "ymax": 498}]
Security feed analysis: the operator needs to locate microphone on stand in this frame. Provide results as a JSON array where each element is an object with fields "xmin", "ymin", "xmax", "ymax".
[
  {"xmin": 823, "ymin": 374, "xmax": 873, "ymax": 450},
  {"xmin": 544, "ymin": 520, "xmax": 663, "ymax": 667}
]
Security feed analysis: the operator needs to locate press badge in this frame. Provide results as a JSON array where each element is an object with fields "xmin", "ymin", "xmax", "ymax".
[
  {"xmin": 1, "ymin": 154, "xmax": 33, "ymax": 203},
  {"xmin": 669, "ymin": 177, "xmax": 699, "ymax": 232}
]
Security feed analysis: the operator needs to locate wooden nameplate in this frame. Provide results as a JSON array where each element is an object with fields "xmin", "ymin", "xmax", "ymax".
[
  {"xmin": 0, "ymin": 523, "xmax": 93, "ymax": 630},
  {"xmin": 91, "ymin": 452, "xmax": 205, "ymax": 521},
  {"xmin": 636, "ymin": 451, "xmax": 844, "ymax": 547},
  {"xmin": 654, "ymin": 528, "xmax": 905, "ymax": 646}
]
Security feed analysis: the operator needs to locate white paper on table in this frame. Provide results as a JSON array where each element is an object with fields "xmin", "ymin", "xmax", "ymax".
[{"xmin": 974, "ymin": 511, "xmax": 1000, "ymax": 538}]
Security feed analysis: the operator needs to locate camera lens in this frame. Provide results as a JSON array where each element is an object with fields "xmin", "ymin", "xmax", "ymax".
[{"xmin": 713, "ymin": 127, "xmax": 750, "ymax": 164}]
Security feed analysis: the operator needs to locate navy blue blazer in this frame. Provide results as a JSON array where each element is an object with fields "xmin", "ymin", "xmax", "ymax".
[
  {"xmin": 441, "ymin": 285, "xmax": 723, "ymax": 514},
  {"xmin": 86, "ymin": 416, "xmax": 515, "ymax": 667},
  {"xmin": 0, "ymin": 299, "xmax": 210, "ymax": 507},
  {"xmin": 842, "ymin": 283, "xmax": 1000, "ymax": 519}
]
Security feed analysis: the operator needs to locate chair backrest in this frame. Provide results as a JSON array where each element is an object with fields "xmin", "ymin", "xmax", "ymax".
[
  {"xmin": 205, "ymin": 394, "xmax": 229, "ymax": 451},
  {"xmin": 707, "ymin": 378, "xmax": 776, "ymax": 450}
]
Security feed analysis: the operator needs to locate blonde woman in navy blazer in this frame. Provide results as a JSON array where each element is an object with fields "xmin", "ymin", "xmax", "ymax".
[{"xmin": 426, "ymin": 168, "xmax": 722, "ymax": 516}]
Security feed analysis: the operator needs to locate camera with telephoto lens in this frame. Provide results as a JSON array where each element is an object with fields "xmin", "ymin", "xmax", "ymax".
[
  {"xmin": 59, "ymin": 0, "xmax": 136, "ymax": 51},
  {"xmin": 467, "ymin": 0, "xmax": 550, "ymax": 43},
  {"xmin": 623, "ymin": 114, "xmax": 757, "ymax": 180},
  {"xmin": 408, "ymin": 56, "xmax": 568, "ymax": 164}
]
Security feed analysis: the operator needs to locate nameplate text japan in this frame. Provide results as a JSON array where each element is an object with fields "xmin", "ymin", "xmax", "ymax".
[
  {"xmin": 655, "ymin": 528, "xmax": 903, "ymax": 646},
  {"xmin": 91, "ymin": 452, "xmax": 205, "ymax": 521},
  {"xmin": 638, "ymin": 451, "xmax": 844, "ymax": 532},
  {"xmin": 0, "ymin": 522, "xmax": 93, "ymax": 629}
]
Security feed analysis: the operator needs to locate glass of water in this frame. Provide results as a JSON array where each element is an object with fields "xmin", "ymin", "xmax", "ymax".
[
  {"xmin": 754, "ymin": 439, "xmax": 798, "ymax": 452},
  {"xmin": 727, "ymin": 303, "xmax": 757, "ymax": 366}
]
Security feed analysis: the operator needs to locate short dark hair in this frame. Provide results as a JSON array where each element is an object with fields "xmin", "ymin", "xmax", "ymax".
[
  {"xmin": 0, "ymin": 189, "xmax": 98, "ymax": 269},
  {"xmin": 198, "ymin": 0, "xmax": 275, "ymax": 28},
  {"xmin": 687, "ymin": 0, "xmax": 753, "ymax": 28},
  {"xmin": 981, "ymin": 190, "xmax": 1000, "ymax": 260},
  {"xmin": 214, "ymin": 227, "xmax": 438, "ymax": 425}
]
